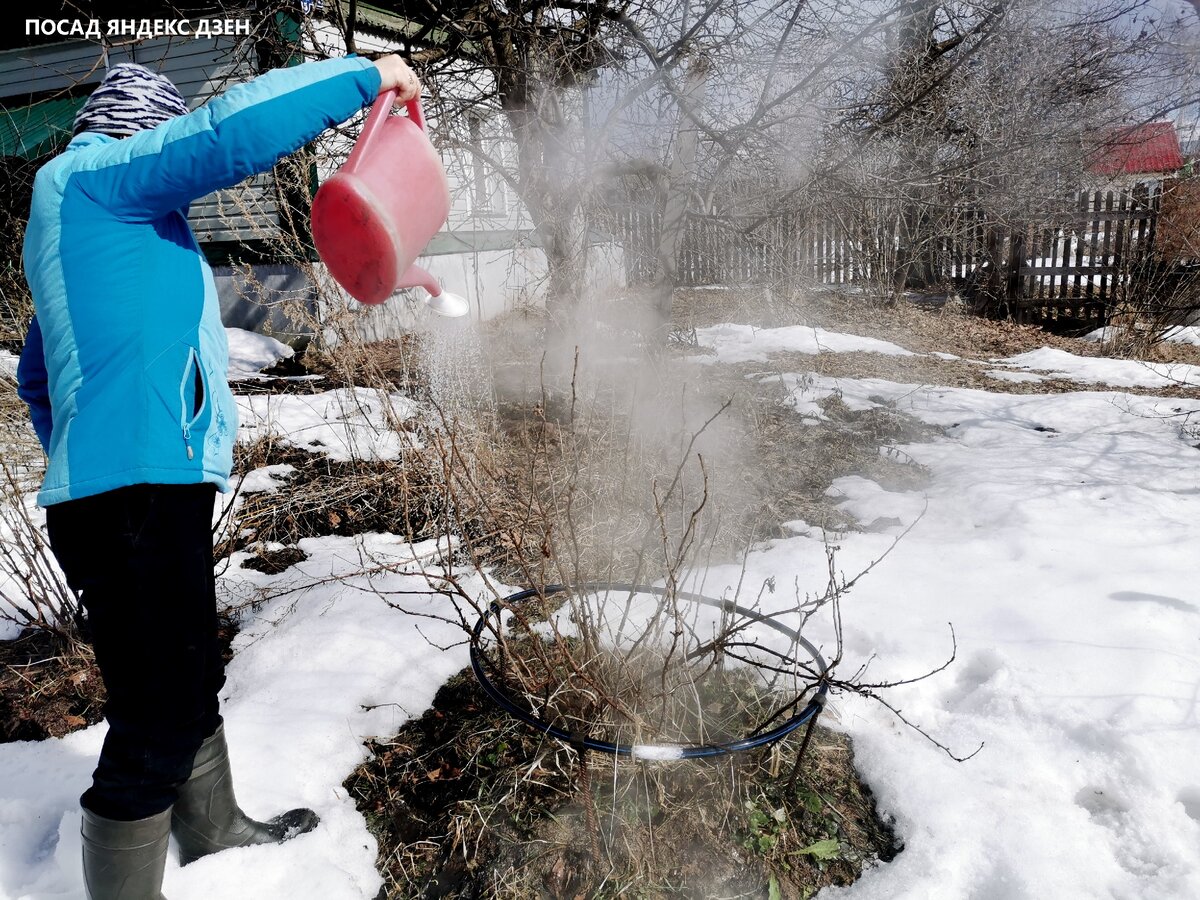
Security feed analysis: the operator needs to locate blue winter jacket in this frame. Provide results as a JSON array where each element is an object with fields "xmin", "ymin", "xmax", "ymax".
[{"xmin": 17, "ymin": 56, "xmax": 381, "ymax": 507}]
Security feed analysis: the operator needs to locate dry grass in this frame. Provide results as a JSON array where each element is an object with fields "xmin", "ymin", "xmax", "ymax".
[
  {"xmin": 0, "ymin": 372, "xmax": 42, "ymax": 481},
  {"xmin": 218, "ymin": 439, "xmax": 450, "ymax": 560},
  {"xmin": 301, "ymin": 335, "xmax": 429, "ymax": 395}
]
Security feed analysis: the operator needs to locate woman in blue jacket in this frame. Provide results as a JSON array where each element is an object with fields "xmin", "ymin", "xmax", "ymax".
[{"xmin": 17, "ymin": 52, "xmax": 419, "ymax": 899}]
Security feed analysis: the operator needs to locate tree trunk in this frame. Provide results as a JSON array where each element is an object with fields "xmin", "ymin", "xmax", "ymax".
[
  {"xmin": 504, "ymin": 88, "xmax": 590, "ymax": 333},
  {"xmin": 651, "ymin": 56, "xmax": 710, "ymax": 334},
  {"xmin": 542, "ymin": 214, "xmax": 590, "ymax": 327},
  {"xmin": 887, "ymin": 0, "xmax": 944, "ymax": 296}
]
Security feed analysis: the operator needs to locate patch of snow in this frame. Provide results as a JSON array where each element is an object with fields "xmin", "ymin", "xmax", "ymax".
[
  {"xmin": 695, "ymin": 323, "xmax": 915, "ymax": 363},
  {"xmin": 1081, "ymin": 326, "xmax": 1119, "ymax": 343},
  {"xmin": 985, "ymin": 369, "xmax": 1045, "ymax": 384},
  {"xmin": 999, "ymin": 346, "xmax": 1200, "ymax": 389},
  {"xmin": 1163, "ymin": 325, "xmax": 1200, "ymax": 346},
  {"xmin": 0, "ymin": 492, "xmax": 55, "ymax": 641},
  {"xmin": 238, "ymin": 464, "xmax": 297, "ymax": 494},
  {"xmin": 1082, "ymin": 325, "xmax": 1200, "ymax": 347},
  {"xmin": 236, "ymin": 388, "xmax": 421, "ymax": 461},
  {"xmin": 825, "ymin": 476, "xmax": 926, "ymax": 533},
  {"xmin": 226, "ymin": 328, "xmax": 295, "ymax": 378},
  {"xmin": 0, "ymin": 351, "xmax": 17, "ymax": 379}
]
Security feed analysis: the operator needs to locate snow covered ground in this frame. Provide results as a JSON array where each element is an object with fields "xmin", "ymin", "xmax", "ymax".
[
  {"xmin": 696, "ymin": 326, "xmax": 1200, "ymax": 899},
  {"xmin": 1085, "ymin": 325, "xmax": 1200, "ymax": 348},
  {"xmin": 225, "ymin": 329, "xmax": 294, "ymax": 379},
  {"xmin": 695, "ymin": 322, "xmax": 916, "ymax": 362},
  {"xmin": 3, "ymin": 324, "xmax": 1200, "ymax": 898},
  {"xmin": 999, "ymin": 347, "xmax": 1200, "ymax": 389}
]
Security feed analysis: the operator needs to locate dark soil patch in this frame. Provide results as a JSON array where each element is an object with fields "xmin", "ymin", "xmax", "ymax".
[
  {"xmin": 0, "ymin": 613, "xmax": 240, "ymax": 743},
  {"xmin": 346, "ymin": 668, "xmax": 899, "ymax": 900},
  {"xmin": 239, "ymin": 545, "xmax": 310, "ymax": 575},
  {"xmin": 0, "ymin": 630, "xmax": 102, "ymax": 742},
  {"xmin": 230, "ymin": 375, "xmax": 330, "ymax": 396}
]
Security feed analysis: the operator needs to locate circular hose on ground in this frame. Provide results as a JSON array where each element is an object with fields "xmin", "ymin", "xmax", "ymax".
[{"xmin": 469, "ymin": 582, "xmax": 829, "ymax": 759}]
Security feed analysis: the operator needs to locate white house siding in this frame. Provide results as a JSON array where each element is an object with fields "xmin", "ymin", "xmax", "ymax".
[{"xmin": 324, "ymin": 240, "xmax": 626, "ymax": 342}]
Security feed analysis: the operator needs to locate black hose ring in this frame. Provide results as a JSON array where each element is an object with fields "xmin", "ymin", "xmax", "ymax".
[{"xmin": 469, "ymin": 582, "xmax": 830, "ymax": 759}]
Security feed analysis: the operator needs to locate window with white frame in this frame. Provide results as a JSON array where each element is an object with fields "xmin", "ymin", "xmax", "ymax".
[{"xmin": 468, "ymin": 115, "xmax": 509, "ymax": 218}]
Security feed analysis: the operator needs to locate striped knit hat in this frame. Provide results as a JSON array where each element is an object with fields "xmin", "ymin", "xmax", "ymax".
[{"xmin": 73, "ymin": 63, "xmax": 189, "ymax": 138}]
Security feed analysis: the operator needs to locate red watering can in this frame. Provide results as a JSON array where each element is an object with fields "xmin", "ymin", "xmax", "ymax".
[{"xmin": 311, "ymin": 90, "xmax": 469, "ymax": 317}]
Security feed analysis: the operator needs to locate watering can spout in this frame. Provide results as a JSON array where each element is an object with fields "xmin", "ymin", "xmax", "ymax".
[
  {"xmin": 398, "ymin": 264, "xmax": 471, "ymax": 318},
  {"xmin": 398, "ymin": 263, "xmax": 439, "ymax": 295}
]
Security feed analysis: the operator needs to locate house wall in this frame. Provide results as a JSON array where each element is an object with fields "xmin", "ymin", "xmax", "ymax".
[
  {"xmin": 0, "ymin": 35, "xmax": 276, "ymax": 243},
  {"xmin": 316, "ymin": 250, "xmax": 546, "ymax": 341},
  {"xmin": 326, "ymin": 238, "xmax": 626, "ymax": 339}
]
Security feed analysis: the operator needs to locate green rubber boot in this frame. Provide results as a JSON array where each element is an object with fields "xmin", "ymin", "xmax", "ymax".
[
  {"xmin": 81, "ymin": 806, "xmax": 171, "ymax": 899},
  {"xmin": 171, "ymin": 725, "xmax": 319, "ymax": 865}
]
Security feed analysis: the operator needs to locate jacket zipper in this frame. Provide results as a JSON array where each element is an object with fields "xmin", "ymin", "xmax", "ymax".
[{"xmin": 178, "ymin": 347, "xmax": 207, "ymax": 460}]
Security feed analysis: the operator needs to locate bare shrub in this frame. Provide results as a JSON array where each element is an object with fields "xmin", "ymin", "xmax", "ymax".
[
  {"xmin": 0, "ymin": 461, "xmax": 82, "ymax": 650},
  {"xmin": 324, "ymin": 305, "xmax": 972, "ymax": 895}
]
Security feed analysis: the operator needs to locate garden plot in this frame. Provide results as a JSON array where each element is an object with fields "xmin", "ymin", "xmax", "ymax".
[{"xmin": 2, "ymin": 317, "xmax": 1199, "ymax": 899}]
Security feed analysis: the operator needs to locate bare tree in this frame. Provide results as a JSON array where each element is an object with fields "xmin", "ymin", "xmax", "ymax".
[
  {"xmin": 395, "ymin": 1, "xmax": 642, "ymax": 327},
  {"xmin": 391, "ymin": 0, "xmax": 834, "ymax": 336},
  {"xmin": 741, "ymin": 0, "xmax": 1199, "ymax": 311}
]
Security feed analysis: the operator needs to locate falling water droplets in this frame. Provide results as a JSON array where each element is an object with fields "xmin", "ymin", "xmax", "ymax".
[{"xmin": 416, "ymin": 310, "xmax": 495, "ymax": 433}]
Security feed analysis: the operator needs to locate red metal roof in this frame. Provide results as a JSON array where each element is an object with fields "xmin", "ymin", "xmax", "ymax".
[{"xmin": 1088, "ymin": 122, "xmax": 1185, "ymax": 176}]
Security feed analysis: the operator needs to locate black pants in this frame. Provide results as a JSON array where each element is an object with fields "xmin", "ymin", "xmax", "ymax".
[{"xmin": 46, "ymin": 483, "xmax": 224, "ymax": 821}]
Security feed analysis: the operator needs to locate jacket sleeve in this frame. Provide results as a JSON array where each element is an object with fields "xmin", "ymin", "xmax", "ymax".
[
  {"xmin": 78, "ymin": 56, "xmax": 382, "ymax": 220},
  {"xmin": 16, "ymin": 316, "xmax": 53, "ymax": 454}
]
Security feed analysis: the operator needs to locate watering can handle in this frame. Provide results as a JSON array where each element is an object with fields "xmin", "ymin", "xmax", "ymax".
[{"xmin": 345, "ymin": 90, "xmax": 427, "ymax": 168}]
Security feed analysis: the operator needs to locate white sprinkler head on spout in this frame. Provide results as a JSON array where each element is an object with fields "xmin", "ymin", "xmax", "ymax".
[{"xmin": 424, "ymin": 289, "xmax": 470, "ymax": 318}]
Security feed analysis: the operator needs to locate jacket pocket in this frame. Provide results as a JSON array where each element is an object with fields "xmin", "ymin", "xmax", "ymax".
[{"xmin": 178, "ymin": 346, "xmax": 208, "ymax": 460}]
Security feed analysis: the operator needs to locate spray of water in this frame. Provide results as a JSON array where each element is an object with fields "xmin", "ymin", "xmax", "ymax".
[{"xmin": 415, "ymin": 309, "xmax": 496, "ymax": 432}]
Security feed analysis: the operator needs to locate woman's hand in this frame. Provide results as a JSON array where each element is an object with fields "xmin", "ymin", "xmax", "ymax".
[{"xmin": 373, "ymin": 55, "xmax": 421, "ymax": 102}]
